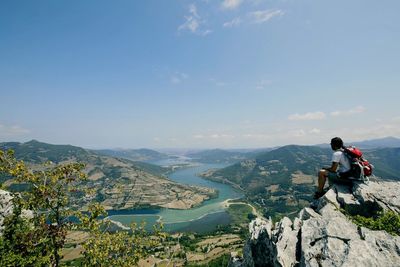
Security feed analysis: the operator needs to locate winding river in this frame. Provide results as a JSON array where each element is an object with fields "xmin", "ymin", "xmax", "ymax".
[{"xmin": 107, "ymin": 159, "xmax": 243, "ymax": 233}]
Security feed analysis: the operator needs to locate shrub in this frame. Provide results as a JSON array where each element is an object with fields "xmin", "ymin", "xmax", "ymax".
[{"xmin": 351, "ymin": 211, "xmax": 400, "ymax": 236}]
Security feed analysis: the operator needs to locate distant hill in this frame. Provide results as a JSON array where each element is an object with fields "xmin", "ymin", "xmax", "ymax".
[
  {"xmin": 202, "ymin": 145, "xmax": 400, "ymax": 218},
  {"xmin": 317, "ymin": 136, "xmax": 400, "ymax": 149},
  {"xmin": 201, "ymin": 145, "xmax": 331, "ymax": 217},
  {"xmin": 351, "ymin": 136, "xmax": 400, "ymax": 149},
  {"xmin": 0, "ymin": 139, "xmax": 90, "ymax": 163},
  {"xmin": 364, "ymin": 147, "xmax": 400, "ymax": 180},
  {"xmin": 0, "ymin": 140, "xmax": 216, "ymax": 210},
  {"xmin": 93, "ymin": 148, "xmax": 172, "ymax": 162},
  {"xmin": 186, "ymin": 149, "xmax": 255, "ymax": 164}
]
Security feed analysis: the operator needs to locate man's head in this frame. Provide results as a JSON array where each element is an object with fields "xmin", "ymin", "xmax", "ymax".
[{"xmin": 330, "ymin": 137, "xmax": 344, "ymax": 150}]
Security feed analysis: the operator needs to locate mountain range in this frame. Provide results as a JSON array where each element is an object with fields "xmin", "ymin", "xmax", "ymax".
[
  {"xmin": 93, "ymin": 148, "xmax": 172, "ymax": 162},
  {"xmin": 1, "ymin": 137, "xmax": 398, "ymax": 218},
  {"xmin": 0, "ymin": 140, "xmax": 216, "ymax": 210},
  {"xmin": 187, "ymin": 136, "xmax": 400, "ymax": 164},
  {"xmin": 201, "ymin": 143, "xmax": 400, "ymax": 218}
]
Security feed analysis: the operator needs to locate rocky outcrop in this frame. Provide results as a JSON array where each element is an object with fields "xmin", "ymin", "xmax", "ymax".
[
  {"xmin": 0, "ymin": 190, "xmax": 14, "ymax": 234},
  {"xmin": 230, "ymin": 181, "xmax": 400, "ymax": 267},
  {"xmin": 0, "ymin": 190, "xmax": 33, "ymax": 235}
]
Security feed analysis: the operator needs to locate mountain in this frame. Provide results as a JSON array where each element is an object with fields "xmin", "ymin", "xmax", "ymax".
[
  {"xmin": 0, "ymin": 140, "xmax": 216, "ymax": 210},
  {"xmin": 201, "ymin": 145, "xmax": 332, "ymax": 217},
  {"xmin": 204, "ymin": 145, "xmax": 331, "ymax": 188},
  {"xmin": 186, "ymin": 149, "xmax": 254, "ymax": 164},
  {"xmin": 351, "ymin": 136, "xmax": 400, "ymax": 149},
  {"xmin": 0, "ymin": 139, "xmax": 90, "ymax": 163},
  {"xmin": 364, "ymin": 147, "xmax": 400, "ymax": 179},
  {"xmin": 202, "ymin": 145, "xmax": 400, "ymax": 218},
  {"xmin": 93, "ymin": 148, "xmax": 172, "ymax": 162},
  {"xmin": 317, "ymin": 136, "xmax": 400, "ymax": 149}
]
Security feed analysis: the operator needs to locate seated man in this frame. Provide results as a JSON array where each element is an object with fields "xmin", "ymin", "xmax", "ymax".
[{"xmin": 314, "ymin": 137, "xmax": 351, "ymax": 199}]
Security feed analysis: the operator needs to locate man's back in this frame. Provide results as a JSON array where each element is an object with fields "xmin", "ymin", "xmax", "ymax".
[{"xmin": 332, "ymin": 150, "xmax": 351, "ymax": 173}]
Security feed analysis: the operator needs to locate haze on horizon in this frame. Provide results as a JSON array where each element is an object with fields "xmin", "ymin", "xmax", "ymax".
[{"xmin": 1, "ymin": 0, "xmax": 400, "ymax": 149}]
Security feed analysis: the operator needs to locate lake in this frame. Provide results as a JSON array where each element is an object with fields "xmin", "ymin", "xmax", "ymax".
[{"xmin": 107, "ymin": 159, "xmax": 243, "ymax": 233}]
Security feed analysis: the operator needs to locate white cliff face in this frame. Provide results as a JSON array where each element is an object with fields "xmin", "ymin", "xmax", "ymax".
[
  {"xmin": 0, "ymin": 190, "xmax": 33, "ymax": 235},
  {"xmin": 0, "ymin": 190, "xmax": 14, "ymax": 234},
  {"xmin": 230, "ymin": 181, "xmax": 400, "ymax": 267}
]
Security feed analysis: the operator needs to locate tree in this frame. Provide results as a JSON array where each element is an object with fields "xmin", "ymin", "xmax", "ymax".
[{"xmin": 0, "ymin": 149, "xmax": 166, "ymax": 266}]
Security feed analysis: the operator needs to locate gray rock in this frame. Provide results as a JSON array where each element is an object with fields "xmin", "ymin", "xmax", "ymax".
[
  {"xmin": 334, "ymin": 184, "xmax": 360, "ymax": 208},
  {"xmin": 274, "ymin": 217, "xmax": 299, "ymax": 267},
  {"xmin": 316, "ymin": 189, "xmax": 340, "ymax": 212},
  {"xmin": 0, "ymin": 189, "xmax": 33, "ymax": 235},
  {"xmin": 299, "ymin": 207, "xmax": 320, "ymax": 221},
  {"xmin": 0, "ymin": 190, "xmax": 14, "ymax": 233},
  {"xmin": 353, "ymin": 181, "xmax": 400, "ymax": 213},
  {"xmin": 232, "ymin": 180, "xmax": 400, "ymax": 267}
]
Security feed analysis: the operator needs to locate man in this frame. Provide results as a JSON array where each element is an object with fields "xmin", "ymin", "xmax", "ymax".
[{"xmin": 314, "ymin": 137, "xmax": 351, "ymax": 199}]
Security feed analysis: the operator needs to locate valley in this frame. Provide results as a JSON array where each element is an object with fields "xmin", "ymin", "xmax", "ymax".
[
  {"xmin": 0, "ymin": 140, "xmax": 217, "ymax": 211},
  {"xmin": 1, "ymin": 137, "xmax": 399, "ymax": 265}
]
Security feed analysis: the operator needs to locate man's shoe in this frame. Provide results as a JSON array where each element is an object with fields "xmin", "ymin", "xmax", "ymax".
[{"xmin": 313, "ymin": 191, "xmax": 325, "ymax": 199}]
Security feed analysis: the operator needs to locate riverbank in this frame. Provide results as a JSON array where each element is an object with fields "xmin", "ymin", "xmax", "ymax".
[{"xmin": 222, "ymin": 199, "xmax": 264, "ymax": 219}]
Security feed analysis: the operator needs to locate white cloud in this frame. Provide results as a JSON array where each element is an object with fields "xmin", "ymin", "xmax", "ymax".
[
  {"xmin": 210, "ymin": 133, "xmax": 234, "ymax": 139},
  {"xmin": 178, "ymin": 4, "xmax": 211, "ymax": 36},
  {"xmin": 292, "ymin": 129, "xmax": 306, "ymax": 137},
  {"xmin": 192, "ymin": 133, "xmax": 235, "ymax": 140},
  {"xmin": 178, "ymin": 16, "xmax": 199, "ymax": 33},
  {"xmin": 193, "ymin": 134, "xmax": 205, "ymax": 139},
  {"xmin": 255, "ymin": 79, "xmax": 272, "ymax": 90},
  {"xmin": 0, "ymin": 123, "xmax": 30, "ymax": 137},
  {"xmin": 248, "ymin": 9, "xmax": 284, "ymax": 24},
  {"xmin": 391, "ymin": 116, "xmax": 400, "ymax": 122},
  {"xmin": 242, "ymin": 133, "xmax": 271, "ymax": 140},
  {"xmin": 288, "ymin": 111, "xmax": 326, "ymax": 121},
  {"xmin": 189, "ymin": 3, "xmax": 199, "ymax": 18},
  {"xmin": 201, "ymin": 29, "xmax": 213, "ymax": 36},
  {"xmin": 223, "ymin": 17, "xmax": 242, "ymax": 28},
  {"xmin": 170, "ymin": 72, "xmax": 188, "ymax": 84},
  {"xmin": 222, "ymin": 0, "xmax": 242, "ymax": 10},
  {"xmin": 223, "ymin": 9, "xmax": 284, "ymax": 29},
  {"xmin": 309, "ymin": 128, "xmax": 321, "ymax": 134},
  {"xmin": 330, "ymin": 106, "xmax": 366, "ymax": 117}
]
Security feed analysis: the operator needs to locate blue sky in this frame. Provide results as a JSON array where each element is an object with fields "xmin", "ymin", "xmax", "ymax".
[{"xmin": 1, "ymin": 0, "xmax": 400, "ymax": 149}]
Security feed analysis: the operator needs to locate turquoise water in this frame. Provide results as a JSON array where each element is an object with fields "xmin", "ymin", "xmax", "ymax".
[{"xmin": 107, "ymin": 160, "xmax": 243, "ymax": 232}]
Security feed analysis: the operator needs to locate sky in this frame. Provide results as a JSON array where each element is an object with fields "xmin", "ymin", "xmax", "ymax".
[{"xmin": 1, "ymin": 0, "xmax": 400, "ymax": 149}]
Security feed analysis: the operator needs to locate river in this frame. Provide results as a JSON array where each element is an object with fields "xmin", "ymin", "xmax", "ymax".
[{"xmin": 107, "ymin": 158, "xmax": 243, "ymax": 233}]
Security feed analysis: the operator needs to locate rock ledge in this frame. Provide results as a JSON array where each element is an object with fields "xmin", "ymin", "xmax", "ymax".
[{"xmin": 230, "ymin": 181, "xmax": 400, "ymax": 267}]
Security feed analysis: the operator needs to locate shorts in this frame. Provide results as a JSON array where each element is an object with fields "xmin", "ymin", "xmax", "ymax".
[{"xmin": 327, "ymin": 172, "xmax": 353, "ymax": 185}]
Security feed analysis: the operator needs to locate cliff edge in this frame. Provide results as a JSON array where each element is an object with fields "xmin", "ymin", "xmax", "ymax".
[{"xmin": 230, "ymin": 181, "xmax": 400, "ymax": 267}]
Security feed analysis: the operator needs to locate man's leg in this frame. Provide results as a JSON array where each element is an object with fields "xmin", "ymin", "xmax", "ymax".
[{"xmin": 317, "ymin": 169, "xmax": 328, "ymax": 193}]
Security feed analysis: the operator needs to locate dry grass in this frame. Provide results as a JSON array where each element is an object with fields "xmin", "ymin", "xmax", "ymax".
[
  {"xmin": 197, "ymin": 234, "xmax": 241, "ymax": 247},
  {"xmin": 266, "ymin": 184, "xmax": 280, "ymax": 193},
  {"xmin": 291, "ymin": 171, "xmax": 314, "ymax": 184}
]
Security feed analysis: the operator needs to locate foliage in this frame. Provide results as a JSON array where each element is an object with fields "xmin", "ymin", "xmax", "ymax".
[
  {"xmin": 0, "ymin": 149, "xmax": 86, "ymax": 266},
  {"xmin": 226, "ymin": 203, "xmax": 253, "ymax": 226},
  {"xmin": 0, "ymin": 149, "xmax": 166, "ymax": 266},
  {"xmin": 350, "ymin": 211, "xmax": 400, "ymax": 236},
  {"xmin": 78, "ymin": 203, "xmax": 166, "ymax": 266}
]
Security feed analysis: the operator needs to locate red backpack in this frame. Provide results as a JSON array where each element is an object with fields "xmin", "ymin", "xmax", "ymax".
[{"xmin": 343, "ymin": 146, "xmax": 373, "ymax": 181}]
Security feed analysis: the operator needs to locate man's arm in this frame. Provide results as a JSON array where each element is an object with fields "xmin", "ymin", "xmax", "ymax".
[{"xmin": 323, "ymin": 162, "xmax": 339, "ymax": 172}]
